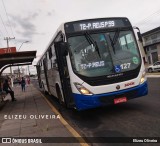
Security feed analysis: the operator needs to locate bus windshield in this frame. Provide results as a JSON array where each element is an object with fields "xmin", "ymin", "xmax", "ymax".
[{"xmin": 68, "ymin": 30, "xmax": 141, "ymax": 77}]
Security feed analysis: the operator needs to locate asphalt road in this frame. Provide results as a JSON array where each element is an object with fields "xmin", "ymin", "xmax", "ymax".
[{"xmin": 33, "ymin": 78, "xmax": 160, "ymax": 146}]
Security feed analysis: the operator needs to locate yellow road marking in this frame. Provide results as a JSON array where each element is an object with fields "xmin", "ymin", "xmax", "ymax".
[{"xmin": 35, "ymin": 87, "xmax": 89, "ymax": 146}]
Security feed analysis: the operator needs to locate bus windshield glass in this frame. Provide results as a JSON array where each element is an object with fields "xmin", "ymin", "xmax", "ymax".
[{"xmin": 68, "ymin": 30, "xmax": 141, "ymax": 77}]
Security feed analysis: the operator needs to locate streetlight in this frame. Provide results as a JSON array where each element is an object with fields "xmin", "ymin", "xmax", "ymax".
[
  {"xmin": 18, "ymin": 41, "xmax": 29, "ymax": 51},
  {"xmin": 17, "ymin": 41, "xmax": 29, "ymax": 78}
]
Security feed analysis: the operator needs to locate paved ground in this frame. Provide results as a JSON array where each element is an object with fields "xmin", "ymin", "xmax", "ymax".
[
  {"xmin": 146, "ymin": 72, "xmax": 160, "ymax": 78},
  {"xmin": 0, "ymin": 84, "xmax": 83, "ymax": 146},
  {"xmin": 0, "ymin": 73, "xmax": 160, "ymax": 146}
]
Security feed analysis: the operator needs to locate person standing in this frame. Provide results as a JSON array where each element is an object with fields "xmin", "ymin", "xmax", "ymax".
[
  {"xmin": 3, "ymin": 79, "xmax": 16, "ymax": 102},
  {"xmin": 27, "ymin": 77, "xmax": 30, "ymax": 85},
  {"xmin": 21, "ymin": 77, "xmax": 26, "ymax": 92}
]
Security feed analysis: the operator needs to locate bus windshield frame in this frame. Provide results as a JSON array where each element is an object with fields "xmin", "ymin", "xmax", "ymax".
[{"xmin": 67, "ymin": 28, "xmax": 141, "ymax": 78}]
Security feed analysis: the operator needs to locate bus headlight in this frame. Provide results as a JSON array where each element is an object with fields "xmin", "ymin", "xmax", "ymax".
[
  {"xmin": 140, "ymin": 71, "xmax": 146, "ymax": 84},
  {"xmin": 74, "ymin": 82, "xmax": 93, "ymax": 95}
]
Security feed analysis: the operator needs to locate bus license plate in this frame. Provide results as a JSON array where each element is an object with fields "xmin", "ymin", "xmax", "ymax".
[{"xmin": 114, "ymin": 97, "xmax": 127, "ymax": 104}]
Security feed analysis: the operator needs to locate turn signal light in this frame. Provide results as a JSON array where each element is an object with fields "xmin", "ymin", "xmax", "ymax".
[{"xmin": 140, "ymin": 71, "xmax": 146, "ymax": 84}]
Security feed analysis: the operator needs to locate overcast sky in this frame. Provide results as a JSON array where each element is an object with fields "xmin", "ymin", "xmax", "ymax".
[{"xmin": 0, "ymin": 0, "xmax": 160, "ymax": 73}]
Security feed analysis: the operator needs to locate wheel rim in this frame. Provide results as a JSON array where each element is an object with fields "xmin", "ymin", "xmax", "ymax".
[{"xmin": 148, "ymin": 69, "xmax": 152, "ymax": 73}]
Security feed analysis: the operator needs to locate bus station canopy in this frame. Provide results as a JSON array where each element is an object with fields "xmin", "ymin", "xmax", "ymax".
[{"xmin": 0, "ymin": 51, "xmax": 37, "ymax": 75}]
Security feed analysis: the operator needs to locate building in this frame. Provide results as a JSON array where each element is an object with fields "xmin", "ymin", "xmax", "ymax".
[{"xmin": 142, "ymin": 27, "xmax": 160, "ymax": 64}]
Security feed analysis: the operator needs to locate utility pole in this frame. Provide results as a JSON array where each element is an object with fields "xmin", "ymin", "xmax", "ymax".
[
  {"xmin": 28, "ymin": 65, "xmax": 30, "ymax": 76},
  {"xmin": 17, "ymin": 41, "xmax": 29, "ymax": 78},
  {"xmin": 4, "ymin": 37, "xmax": 15, "ymax": 87}
]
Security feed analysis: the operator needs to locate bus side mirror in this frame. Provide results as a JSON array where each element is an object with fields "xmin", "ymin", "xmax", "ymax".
[
  {"xmin": 59, "ymin": 42, "xmax": 69, "ymax": 56},
  {"xmin": 137, "ymin": 32, "xmax": 143, "ymax": 42},
  {"xmin": 133, "ymin": 26, "xmax": 143, "ymax": 43}
]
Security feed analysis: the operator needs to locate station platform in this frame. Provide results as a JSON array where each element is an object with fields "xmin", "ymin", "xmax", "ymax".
[{"xmin": 0, "ymin": 83, "xmax": 87, "ymax": 146}]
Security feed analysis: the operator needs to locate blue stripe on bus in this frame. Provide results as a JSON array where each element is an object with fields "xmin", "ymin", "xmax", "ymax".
[{"xmin": 73, "ymin": 81, "xmax": 148, "ymax": 111}]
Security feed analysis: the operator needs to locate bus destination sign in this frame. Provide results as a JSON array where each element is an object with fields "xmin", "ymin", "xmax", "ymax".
[
  {"xmin": 65, "ymin": 18, "xmax": 131, "ymax": 33},
  {"xmin": 78, "ymin": 21, "xmax": 115, "ymax": 31}
]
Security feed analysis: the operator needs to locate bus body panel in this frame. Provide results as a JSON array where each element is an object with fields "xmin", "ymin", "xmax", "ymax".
[
  {"xmin": 67, "ymin": 50, "xmax": 146, "ymax": 94},
  {"xmin": 39, "ymin": 67, "xmax": 49, "ymax": 92},
  {"xmin": 73, "ymin": 81, "xmax": 148, "ymax": 111},
  {"xmin": 70, "ymin": 69, "xmax": 146, "ymax": 95},
  {"xmin": 83, "ymin": 67, "xmax": 146, "ymax": 94},
  {"xmin": 68, "ymin": 58, "xmax": 147, "ymax": 110},
  {"xmin": 48, "ymin": 68, "xmax": 61, "ymax": 97}
]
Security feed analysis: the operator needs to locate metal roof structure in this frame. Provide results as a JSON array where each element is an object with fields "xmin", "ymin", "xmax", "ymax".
[
  {"xmin": 0, "ymin": 51, "xmax": 37, "ymax": 75},
  {"xmin": 142, "ymin": 26, "xmax": 160, "ymax": 37}
]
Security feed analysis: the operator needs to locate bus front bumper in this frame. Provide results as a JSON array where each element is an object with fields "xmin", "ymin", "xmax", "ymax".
[{"xmin": 73, "ymin": 81, "xmax": 148, "ymax": 111}]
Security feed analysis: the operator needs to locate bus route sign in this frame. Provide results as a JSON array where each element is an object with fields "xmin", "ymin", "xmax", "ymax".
[{"xmin": 65, "ymin": 17, "xmax": 131, "ymax": 33}]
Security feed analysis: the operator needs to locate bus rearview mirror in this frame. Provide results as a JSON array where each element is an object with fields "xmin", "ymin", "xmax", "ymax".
[{"xmin": 137, "ymin": 32, "xmax": 143, "ymax": 42}]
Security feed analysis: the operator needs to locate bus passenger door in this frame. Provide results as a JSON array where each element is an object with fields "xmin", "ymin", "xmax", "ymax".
[
  {"xmin": 43, "ymin": 58, "xmax": 50, "ymax": 94},
  {"xmin": 54, "ymin": 42, "xmax": 74, "ymax": 108},
  {"xmin": 36, "ymin": 65, "xmax": 42, "ymax": 88}
]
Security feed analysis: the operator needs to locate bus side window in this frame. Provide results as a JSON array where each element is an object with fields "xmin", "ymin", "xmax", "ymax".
[
  {"xmin": 46, "ymin": 52, "xmax": 51, "ymax": 70},
  {"xmin": 53, "ymin": 58, "xmax": 58, "ymax": 68},
  {"xmin": 41, "ymin": 59, "xmax": 44, "ymax": 71},
  {"xmin": 49, "ymin": 47, "xmax": 52, "ymax": 59},
  {"xmin": 51, "ymin": 44, "xmax": 57, "ymax": 69}
]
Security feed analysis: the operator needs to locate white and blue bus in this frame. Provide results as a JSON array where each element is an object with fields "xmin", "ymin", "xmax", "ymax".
[{"xmin": 37, "ymin": 17, "xmax": 148, "ymax": 111}]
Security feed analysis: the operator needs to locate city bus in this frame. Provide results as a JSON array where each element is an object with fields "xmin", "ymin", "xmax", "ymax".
[{"xmin": 36, "ymin": 17, "xmax": 148, "ymax": 111}]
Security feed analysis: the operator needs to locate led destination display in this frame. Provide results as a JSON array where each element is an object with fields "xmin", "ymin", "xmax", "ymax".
[{"xmin": 65, "ymin": 18, "xmax": 131, "ymax": 33}]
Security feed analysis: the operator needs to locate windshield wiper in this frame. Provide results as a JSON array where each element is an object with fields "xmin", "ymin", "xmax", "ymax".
[
  {"xmin": 84, "ymin": 31, "xmax": 101, "ymax": 58},
  {"xmin": 107, "ymin": 29, "xmax": 120, "ymax": 54},
  {"xmin": 113, "ymin": 28, "xmax": 120, "ymax": 45},
  {"xmin": 107, "ymin": 33, "xmax": 116, "ymax": 54}
]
